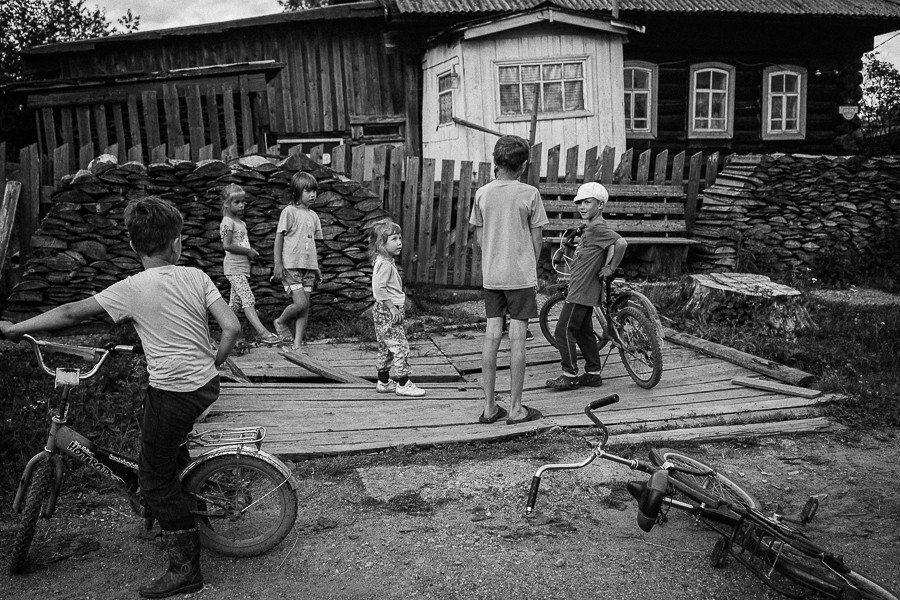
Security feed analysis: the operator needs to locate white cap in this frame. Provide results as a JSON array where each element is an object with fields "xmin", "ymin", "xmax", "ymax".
[{"xmin": 573, "ymin": 182, "xmax": 609, "ymax": 203}]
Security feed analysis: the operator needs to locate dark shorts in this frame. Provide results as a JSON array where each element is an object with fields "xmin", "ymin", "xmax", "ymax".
[{"xmin": 483, "ymin": 287, "xmax": 538, "ymax": 320}]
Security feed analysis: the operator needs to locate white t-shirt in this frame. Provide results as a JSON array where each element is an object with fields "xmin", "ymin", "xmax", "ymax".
[
  {"xmin": 277, "ymin": 204, "xmax": 322, "ymax": 270},
  {"xmin": 94, "ymin": 265, "xmax": 222, "ymax": 391},
  {"xmin": 220, "ymin": 216, "xmax": 251, "ymax": 276},
  {"xmin": 469, "ymin": 179, "xmax": 549, "ymax": 290}
]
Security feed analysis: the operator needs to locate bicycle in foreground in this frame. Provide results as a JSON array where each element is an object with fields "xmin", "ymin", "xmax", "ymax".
[
  {"xmin": 526, "ymin": 394, "xmax": 897, "ymax": 600},
  {"xmin": 539, "ymin": 226, "xmax": 664, "ymax": 388},
  {"xmin": 7, "ymin": 334, "xmax": 298, "ymax": 574}
]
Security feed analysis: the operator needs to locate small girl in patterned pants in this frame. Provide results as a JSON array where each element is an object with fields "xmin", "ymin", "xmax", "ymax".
[{"xmin": 369, "ymin": 219, "xmax": 425, "ymax": 397}]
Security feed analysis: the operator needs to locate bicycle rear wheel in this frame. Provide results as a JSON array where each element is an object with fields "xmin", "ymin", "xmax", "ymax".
[
  {"xmin": 184, "ymin": 454, "xmax": 297, "ymax": 557},
  {"xmin": 539, "ymin": 292, "xmax": 608, "ymax": 352},
  {"xmin": 649, "ymin": 448, "xmax": 760, "ymax": 510},
  {"xmin": 614, "ymin": 306, "xmax": 663, "ymax": 389},
  {"xmin": 9, "ymin": 458, "xmax": 54, "ymax": 574}
]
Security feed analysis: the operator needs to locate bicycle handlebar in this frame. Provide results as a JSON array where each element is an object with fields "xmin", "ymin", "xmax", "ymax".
[
  {"xmin": 584, "ymin": 394, "xmax": 619, "ymax": 448},
  {"xmin": 17, "ymin": 334, "xmax": 143, "ymax": 381}
]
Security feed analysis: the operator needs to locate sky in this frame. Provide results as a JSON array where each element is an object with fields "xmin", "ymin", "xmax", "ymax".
[{"xmin": 98, "ymin": 0, "xmax": 283, "ymax": 31}]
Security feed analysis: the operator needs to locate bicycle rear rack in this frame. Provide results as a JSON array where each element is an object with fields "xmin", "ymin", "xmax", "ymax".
[{"xmin": 186, "ymin": 427, "xmax": 266, "ymax": 450}]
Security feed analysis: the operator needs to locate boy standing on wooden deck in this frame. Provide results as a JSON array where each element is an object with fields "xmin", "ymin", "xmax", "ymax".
[
  {"xmin": 546, "ymin": 182, "xmax": 628, "ymax": 390},
  {"xmin": 0, "ymin": 196, "xmax": 241, "ymax": 598},
  {"xmin": 470, "ymin": 135, "xmax": 549, "ymax": 425}
]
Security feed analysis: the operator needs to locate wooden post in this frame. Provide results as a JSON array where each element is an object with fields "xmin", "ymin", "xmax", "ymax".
[
  {"xmin": 350, "ymin": 145, "xmax": 366, "ymax": 183},
  {"xmin": 652, "ymin": 149, "xmax": 669, "ymax": 184},
  {"xmin": 309, "ymin": 144, "xmax": 324, "ymax": 164},
  {"xmin": 434, "ymin": 159, "xmax": 455, "ymax": 284},
  {"xmin": 583, "ymin": 146, "xmax": 598, "ymax": 182},
  {"xmin": 128, "ymin": 145, "xmax": 143, "ymax": 163},
  {"xmin": 221, "ymin": 144, "xmax": 238, "ymax": 163},
  {"xmin": 388, "ymin": 146, "xmax": 404, "ymax": 218},
  {"xmin": 0, "ymin": 181, "xmax": 22, "ymax": 271},
  {"xmin": 41, "ymin": 108, "xmax": 58, "ymax": 151},
  {"xmin": 671, "ymin": 151, "xmax": 686, "ymax": 187},
  {"xmin": 416, "ymin": 158, "xmax": 436, "ymax": 282},
  {"xmin": 546, "ymin": 145, "xmax": 560, "ymax": 184},
  {"xmin": 401, "ymin": 156, "xmax": 420, "ymax": 276},
  {"xmin": 636, "ymin": 149, "xmax": 652, "ymax": 184},
  {"xmin": 162, "ymin": 83, "xmax": 185, "ymax": 149},
  {"xmin": 614, "ymin": 148, "xmax": 633, "ymax": 183},
  {"xmin": 564, "ymin": 145, "xmax": 579, "ymax": 183},
  {"xmin": 198, "ymin": 144, "xmax": 215, "ymax": 161},
  {"xmin": 470, "ymin": 162, "xmax": 492, "ymax": 287},
  {"xmin": 205, "ymin": 87, "xmax": 222, "ymax": 156},
  {"xmin": 527, "ymin": 142, "xmax": 542, "ymax": 188},
  {"xmin": 525, "ymin": 83, "xmax": 540, "ymax": 183},
  {"xmin": 599, "ymin": 146, "xmax": 615, "ymax": 183},
  {"xmin": 151, "ymin": 144, "xmax": 168, "ymax": 163},
  {"xmin": 52, "ymin": 144, "xmax": 70, "ymax": 187},
  {"xmin": 685, "ymin": 151, "xmax": 703, "ymax": 234},
  {"xmin": 222, "ymin": 84, "xmax": 238, "ymax": 152},
  {"xmin": 453, "ymin": 160, "xmax": 474, "ymax": 286},
  {"xmin": 370, "ymin": 145, "xmax": 389, "ymax": 199},
  {"xmin": 112, "ymin": 104, "xmax": 127, "ymax": 162},
  {"xmin": 79, "ymin": 143, "xmax": 95, "ymax": 169},
  {"xmin": 186, "ymin": 85, "xmax": 205, "ymax": 161},
  {"xmin": 127, "ymin": 95, "xmax": 143, "ymax": 156},
  {"xmin": 18, "ymin": 145, "xmax": 40, "ymax": 257},
  {"xmin": 142, "ymin": 90, "xmax": 161, "ymax": 151},
  {"xmin": 705, "ymin": 151, "xmax": 720, "ymax": 188}
]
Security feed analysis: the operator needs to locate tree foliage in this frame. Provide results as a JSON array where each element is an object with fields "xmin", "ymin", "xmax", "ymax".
[
  {"xmin": 859, "ymin": 52, "xmax": 900, "ymax": 155},
  {"xmin": 278, "ymin": 0, "xmax": 332, "ymax": 10}
]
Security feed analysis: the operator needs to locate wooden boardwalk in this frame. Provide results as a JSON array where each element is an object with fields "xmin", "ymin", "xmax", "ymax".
[{"xmin": 201, "ymin": 324, "xmax": 837, "ymax": 459}]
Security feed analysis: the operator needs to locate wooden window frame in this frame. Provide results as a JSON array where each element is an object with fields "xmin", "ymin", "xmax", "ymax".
[
  {"xmin": 688, "ymin": 62, "xmax": 735, "ymax": 140},
  {"xmin": 624, "ymin": 61, "xmax": 658, "ymax": 140},
  {"xmin": 762, "ymin": 65, "xmax": 807, "ymax": 141},
  {"xmin": 494, "ymin": 56, "xmax": 592, "ymax": 123},
  {"xmin": 437, "ymin": 71, "xmax": 454, "ymax": 126}
]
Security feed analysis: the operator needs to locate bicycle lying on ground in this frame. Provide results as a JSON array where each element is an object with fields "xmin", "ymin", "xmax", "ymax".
[
  {"xmin": 525, "ymin": 394, "xmax": 897, "ymax": 600},
  {"xmin": 539, "ymin": 226, "xmax": 664, "ymax": 388},
  {"xmin": 7, "ymin": 334, "xmax": 298, "ymax": 574}
]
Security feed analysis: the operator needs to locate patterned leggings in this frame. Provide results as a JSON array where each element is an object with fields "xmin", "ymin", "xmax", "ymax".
[
  {"xmin": 226, "ymin": 274, "xmax": 256, "ymax": 311},
  {"xmin": 372, "ymin": 302, "xmax": 411, "ymax": 378}
]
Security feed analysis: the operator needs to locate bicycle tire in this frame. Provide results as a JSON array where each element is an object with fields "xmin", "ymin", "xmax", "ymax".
[
  {"xmin": 539, "ymin": 292, "xmax": 608, "ymax": 352},
  {"xmin": 751, "ymin": 533, "xmax": 898, "ymax": 600},
  {"xmin": 615, "ymin": 305, "xmax": 663, "ymax": 389},
  {"xmin": 9, "ymin": 458, "xmax": 54, "ymax": 574},
  {"xmin": 649, "ymin": 448, "xmax": 760, "ymax": 510},
  {"xmin": 183, "ymin": 454, "xmax": 297, "ymax": 557}
]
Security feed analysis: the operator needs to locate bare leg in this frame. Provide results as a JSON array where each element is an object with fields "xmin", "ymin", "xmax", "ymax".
[
  {"xmin": 243, "ymin": 306, "xmax": 274, "ymax": 338},
  {"xmin": 481, "ymin": 317, "xmax": 504, "ymax": 419},
  {"xmin": 291, "ymin": 289, "xmax": 310, "ymax": 349},
  {"xmin": 507, "ymin": 318, "xmax": 529, "ymax": 421},
  {"xmin": 274, "ymin": 288, "xmax": 306, "ymax": 339}
]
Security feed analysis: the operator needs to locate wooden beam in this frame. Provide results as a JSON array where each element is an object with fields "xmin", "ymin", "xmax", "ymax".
[
  {"xmin": 606, "ymin": 417, "xmax": 841, "ymax": 446},
  {"xmin": 277, "ymin": 350, "xmax": 369, "ymax": 384},
  {"xmin": 731, "ymin": 376, "xmax": 821, "ymax": 399},
  {"xmin": 0, "ymin": 181, "xmax": 22, "ymax": 270}
]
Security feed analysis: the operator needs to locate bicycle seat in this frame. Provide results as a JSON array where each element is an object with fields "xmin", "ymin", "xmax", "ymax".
[{"xmin": 626, "ymin": 470, "xmax": 669, "ymax": 532}]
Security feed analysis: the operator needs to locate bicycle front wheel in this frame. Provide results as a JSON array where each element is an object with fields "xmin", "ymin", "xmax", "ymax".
[
  {"xmin": 614, "ymin": 306, "xmax": 663, "ymax": 389},
  {"xmin": 9, "ymin": 458, "xmax": 54, "ymax": 574},
  {"xmin": 539, "ymin": 292, "xmax": 566, "ymax": 350},
  {"xmin": 649, "ymin": 448, "xmax": 760, "ymax": 510},
  {"xmin": 184, "ymin": 454, "xmax": 298, "ymax": 557}
]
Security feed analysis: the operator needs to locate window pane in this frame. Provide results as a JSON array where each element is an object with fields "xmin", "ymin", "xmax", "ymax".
[
  {"xmin": 543, "ymin": 63, "xmax": 562, "ymax": 80},
  {"xmin": 634, "ymin": 93, "xmax": 648, "ymax": 119},
  {"xmin": 785, "ymin": 118, "xmax": 798, "ymax": 129},
  {"xmin": 438, "ymin": 74, "xmax": 452, "ymax": 93},
  {"xmin": 564, "ymin": 62, "xmax": 583, "ymax": 79},
  {"xmin": 772, "ymin": 98, "xmax": 783, "ymax": 120},
  {"xmin": 711, "ymin": 92, "xmax": 725, "ymax": 119},
  {"xmin": 634, "ymin": 118, "xmax": 648, "ymax": 130},
  {"xmin": 624, "ymin": 68, "xmax": 635, "ymax": 88},
  {"xmin": 544, "ymin": 82, "xmax": 563, "ymax": 111},
  {"xmin": 499, "ymin": 66, "xmax": 519, "ymax": 84},
  {"xmin": 786, "ymin": 95, "xmax": 798, "ymax": 120},
  {"xmin": 564, "ymin": 81, "xmax": 584, "ymax": 111},
  {"xmin": 785, "ymin": 74, "xmax": 799, "ymax": 93},
  {"xmin": 633, "ymin": 69, "xmax": 650, "ymax": 90},
  {"xmin": 711, "ymin": 70, "xmax": 727, "ymax": 90},
  {"xmin": 500, "ymin": 84, "xmax": 521, "ymax": 115},
  {"xmin": 522, "ymin": 65, "xmax": 540, "ymax": 83},
  {"xmin": 697, "ymin": 70, "xmax": 711, "ymax": 89},
  {"xmin": 695, "ymin": 92, "xmax": 710, "ymax": 119},
  {"xmin": 710, "ymin": 118, "xmax": 725, "ymax": 129},
  {"xmin": 771, "ymin": 74, "xmax": 784, "ymax": 93},
  {"xmin": 439, "ymin": 92, "xmax": 452, "ymax": 124},
  {"xmin": 624, "ymin": 92, "xmax": 633, "ymax": 120}
]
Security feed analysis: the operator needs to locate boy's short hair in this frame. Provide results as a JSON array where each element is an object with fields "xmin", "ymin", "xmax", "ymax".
[
  {"xmin": 493, "ymin": 135, "xmax": 530, "ymax": 172},
  {"xmin": 573, "ymin": 182, "xmax": 609, "ymax": 205},
  {"xmin": 124, "ymin": 196, "xmax": 184, "ymax": 257}
]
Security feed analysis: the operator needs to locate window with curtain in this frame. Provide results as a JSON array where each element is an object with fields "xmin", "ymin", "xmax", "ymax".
[
  {"xmin": 624, "ymin": 62, "xmax": 658, "ymax": 138},
  {"xmin": 689, "ymin": 63, "xmax": 735, "ymax": 139},
  {"xmin": 763, "ymin": 66, "xmax": 806, "ymax": 140},
  {"xmin": 498, "ymin": 60, "xmax": 586, "ymax": 117},
  {"xmin": 438, "ymin": 72, "xmax": 453, "ymax": 125}
]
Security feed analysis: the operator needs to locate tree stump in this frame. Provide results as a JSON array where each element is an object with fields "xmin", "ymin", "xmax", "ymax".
[{"xmin": 682, "ymin": 273, "xmax": 814, "ymax": 336}]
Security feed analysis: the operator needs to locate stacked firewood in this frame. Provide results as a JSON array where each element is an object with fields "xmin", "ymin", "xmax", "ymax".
[
  {"xmin": 2, "ymin": 153, "xmax": 386, "ymax": 322},
  {"xmin": 689, "ymin": 154, "xmax": 900, "ymax": 273}
]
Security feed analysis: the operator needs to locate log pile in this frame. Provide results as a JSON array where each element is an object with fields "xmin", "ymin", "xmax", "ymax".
[
  {"xmin": 2, "ymin": 152, "xmax": 386, "ymax": 322},
  {"xmin": 689, "ymin": 154, "xmax": 900, "ymax": 273}
]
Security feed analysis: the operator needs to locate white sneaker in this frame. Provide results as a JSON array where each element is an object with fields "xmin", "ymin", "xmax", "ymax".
[
  {"xmin": 395, "ymin": 381, "xmax": 425, "ymax": 397},
  {"xmin": 376, "ymin": 380, "xmax": 397, "ymax": 393}
]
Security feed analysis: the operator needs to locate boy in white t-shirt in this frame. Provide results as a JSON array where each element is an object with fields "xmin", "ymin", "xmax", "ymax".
[{"xmin": 1, "ymin": 196, "xmax": 241, "ymax": 599}]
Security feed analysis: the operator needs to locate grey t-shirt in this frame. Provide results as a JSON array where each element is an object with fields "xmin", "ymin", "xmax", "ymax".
[
  {"xmin": 220, "ymin": 216, "xmax": 251, "ymax": 276},
  {"xmin": 566, "ymin": 218, "xmax": 621, "ymax": 306},
  {"xmin": 94, "ymin": 265, "xmax": 222, "ymax": 392},
  {"xmin": 469, "ymin": 179, "xmax": 549, "ymax": 290}
]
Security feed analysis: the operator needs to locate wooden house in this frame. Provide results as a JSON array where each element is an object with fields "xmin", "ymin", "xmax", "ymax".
[{"xmin": 8, "ymin": 0, "xmax": 900, "ymax": 173}]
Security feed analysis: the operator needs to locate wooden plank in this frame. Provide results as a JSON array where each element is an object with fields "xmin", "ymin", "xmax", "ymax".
[
  {"xmin": 112, "ymin": 104, "xmax": 126, "ymax": 162},
  {"xmin": 59, "ymin": 107, "xmax": 75, "ymax": 167},
  {"xmin": 198, "ymin": 144, "xmax": 215, "ymax": 161},
  {"xmin": 686, "ymin": 151, "xmax": 703, "ymax": 234},
  {"xmin": 126, "ymin": 95, "xmax": 142, "ymax": 154},
  {"xmin": 240, "ymin": 75, "xmax": 254, "ymax": 152},
  {"xmin": 205, "ymin": 88, "xmax": 221, "ymax": 156},
  {"xmin": 52, "ymin": 144, "xmax": 70, "ymax": 186},
  {"xmin": 663, "ymin": 326, "xmax": 815, "ymax": 387},
  {"xmin": 671, "ymin": 151, "xmax": 686, "ymax": 187},
  {"xmin": 18, "ymin": 145, "xmax": 40, "ymax": 256},
  {"xmin": 388, "ymin": 146, "xmax": 404, "ymax": 218},
  {"xmin": 331, "ymin": 144, "xmax": 347, "ymax": 174},
  {"xmin": 546, "ymin": 144, "xmax": 560, "ymax": 184},
  {"xmin": 127, "ymin": 145, "xmax": 143, "ymax": 163},
  {"xmin": 174, "ymin": 144, "xmax": 191, "ymax": 160},
  {"xmin": 583, "ymin": 146, "xmax": 598, "ymax": 182},
  {"xmin": 731, "ymin": 376, "xmax": 821, "ymax": 399},
  {"xmin": 186, "ymin": 84, "xmax": 205, "ymax": 161},
  {"xmin": 705, "ymin": 151, "xmax": 720, "ymax": 187},
  {"xmin": 162, "ymin": 83, "xmax": 184, "ymax": 148},
  {"xmin": 79, "ymin": 143, "xmax": 94, "ymax": 169},
  {"xmin": 41, "ymin": 108, "xmax": 58, "ymax": 151},
  {"xmin": 401, "ymin": 156, "xmax": 420, "ymax": 276},
  {"xmin": 471, "ymin": 161, "xmax": 491, "ymax": 287},
  {"xmin": 221, "ymin": 144, "xmax": 238, "ymax": 163},
  {"xmin": 141, "ymin": 90, "xmax": 161, "ymax": 151},
  {"xmin": 370, "ymin": 145, "xmax": 388, "ymax": 198},
  {"xmin": 103, "ymin": 144, "xmax": 118, "ymax": 160},
  {"xmin": 598, "ymin": 145, "xmax": 615, "ymax": 183},
  {"xmin": 527, "ymin": 142, "xmax": 542, "ymax": 188},
  {"xmin": 95, "ymin": 104, "xmax": 111, "ymax": 150},
  {"xmin": 277, "ymin": 350, "xmax": 369, "ymax": 384},
  {"xmin": 151, "ymin": 144, "xmax": 167, "ymax": 163},
  {"xmin": 433, "ymin": 159, "xmax": 455, "ymax": 284},
  {"xmin": 615, "ymin": 148, "xmax": 633, "ymax": 183},
  {"xmin": 652, "ymin": 149, "xmax": 668, "ymax": 184},
  {"xmin": 453, "ymin": 160, "xmax": 474, "ymax": 286},
  {"xmin": 539, "ymin": 182, "xmax": 685, "ymax": 198},
  {"xmin": 351, "ymin": 144, "xmax": 366, "ymax": 183},
  {"xmin": 636, "ymin": 149, "xmax": 651, "ymax": 184},
  {"xmin": 564, "ymin": 145, "xmax": 579, "ymax": 183},
  {"xmin": 543, "ymin": 200, "xmax": 685, "ymax": 214},
  {"xmin": 608, "ymin": 418, "xmax": 841, "ymax": 447},
  {"xmin": 0, "ymin": 181, "xmax": 22, "ymax": 270},
  {"xmin": 222, "ymin": 84, "xmax": 238, "ymax": 151},
  {"xmin": 76, "ymin": 106, "xmax": 91, "ymax": 149},
  {"xmin": 415, "ymin": 158, "xmax": 436, "ymax": 282}
]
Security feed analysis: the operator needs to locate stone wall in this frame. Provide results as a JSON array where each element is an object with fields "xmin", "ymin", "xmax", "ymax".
[
  {"xmin": 690, "ymin": 154, "xmax": 900, "ymax": 274},
  {"xmin": 2, "ymin": 153, "xmax": 385, "ymax": 322}
]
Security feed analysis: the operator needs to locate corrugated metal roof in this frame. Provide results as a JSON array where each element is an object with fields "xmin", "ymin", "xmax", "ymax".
[{"xmin": 388, "ymin": 0, "xmax": 900, "ymax": 18}]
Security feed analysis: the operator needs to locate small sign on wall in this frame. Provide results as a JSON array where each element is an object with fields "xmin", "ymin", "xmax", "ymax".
[{"xmin": 839, "ymin": 105, "xmax": 860, "ymax": 120}]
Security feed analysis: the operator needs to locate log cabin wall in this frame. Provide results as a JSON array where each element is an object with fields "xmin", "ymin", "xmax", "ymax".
[
  {"xmin": 620, "ymin": 15, "xmax": 878, "ymax": 156},
  {"xmin": 19, "ymin": 14, "xmax": 418, "ymax": 159}
]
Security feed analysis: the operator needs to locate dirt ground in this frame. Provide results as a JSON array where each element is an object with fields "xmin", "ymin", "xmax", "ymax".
[{"xmin": 1, "ymin": 427, "xmax": 898, "ymax": 600}]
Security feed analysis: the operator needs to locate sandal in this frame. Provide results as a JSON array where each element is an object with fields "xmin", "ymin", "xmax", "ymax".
[
  {"xmin": 260, "ymin": 333, "xmax": 282, "ymax": 346},
  {"xmin": 273, "ymin": 321, "xmax": 293, "ymax": 342}
]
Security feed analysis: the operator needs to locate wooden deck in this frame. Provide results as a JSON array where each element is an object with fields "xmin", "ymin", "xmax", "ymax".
[{"xmin": 200, "ymin": 323, "xmax": 837, "ymax": 459}]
